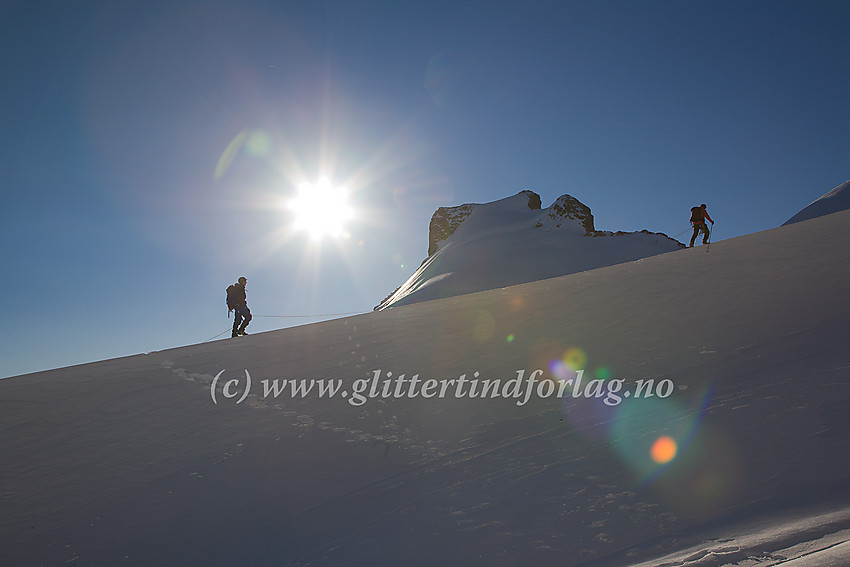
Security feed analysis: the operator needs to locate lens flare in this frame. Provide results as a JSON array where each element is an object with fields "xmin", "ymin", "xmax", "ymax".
[
  {"xmin": 215, "ymin": 130, "xmax": 248, "ymax": 180},
  {"xmin": 214, "ymin": 129, "xmax": 273, "ymax": 181},
  {"xmin": 594, "ymin": 367, "xmax": 611, "ymax": 380},
  {"xmin": 548, "ymin": 347, "xmax": 588, "ymax": 394},
  {"xmin": 564, "ymin": 347, "xmax": 587, "ymax": 371},
  {"xmin": 508, "ymin": 295, "xmax": 525, "ymax": 311},
  {"xmin": 650, "ymin": 435, "xmax": 678, "ymax": 464},
  {"xmin": 244, "ymin": 130, "xmax": 271, "ymax": 157},
  {"xmin": 548, "ymin": 359, "xmax": 576, "ymax": 383},
  {"xmin": 608, "ymin": 384, "xmax": 714, "ymax": 485}
]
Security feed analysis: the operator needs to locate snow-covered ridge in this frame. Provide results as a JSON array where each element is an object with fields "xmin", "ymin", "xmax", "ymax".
[
  {"xmin": 377, "ymin": 190, "xmax": 683, "ymax": 309},
  {"xmin": 783, "ymin": 179, "xmax": 850, "ymax": 225},
  {"xmin": 428, "ymin": 191, "xmax": 544, "ymax": 255}
]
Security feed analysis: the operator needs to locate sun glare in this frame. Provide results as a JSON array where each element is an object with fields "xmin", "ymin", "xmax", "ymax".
[{"xmin": 288, "ymin": 178, "xmax": 353, "ymax": 240}]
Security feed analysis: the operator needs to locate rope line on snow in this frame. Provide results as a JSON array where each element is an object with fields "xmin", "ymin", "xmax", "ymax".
[
  {"xmin": 203, "ymin": 311, "xmax": 367, "ymax": 343},
  {"xmin": 253, "ymin": 311, "xmax": 366, "ymax": 318},
  {"xmin": 203, "ymin": 329, "xmax": 232, "ymax": 343}
]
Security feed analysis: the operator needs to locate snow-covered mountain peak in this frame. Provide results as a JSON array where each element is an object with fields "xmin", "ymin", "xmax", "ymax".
[
  {"xmin": 378, "ymin": 190, "xmax": 683, "ymax": 309},
  {"xmin": 783, "ymin": 179, "xmax": 850, "ymax": 225},
  {"xmin": 428, "ymin": 190, "xmax": 542, "ymax": 255},
  {"xmin": 428, "ymin": 191, "xmax": 598, "ymax": 255},
  {"xmin": 540, "ymin": 193, "xmax": 595, "ymax": 234}
]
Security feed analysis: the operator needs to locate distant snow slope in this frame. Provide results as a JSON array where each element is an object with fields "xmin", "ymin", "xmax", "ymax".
[
  {"xmin": 783, "ymin": 179, "xmax": 850, "ymax": 225},
  {"xmin": 2, "ymin": 210, "xmax": 850, "ymax": 566},
  {"xmin": 376, "ymin": 191, "xmax": 683, "ymax": 309}
]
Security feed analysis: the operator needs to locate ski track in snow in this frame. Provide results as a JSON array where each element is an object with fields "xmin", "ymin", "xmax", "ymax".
[{"xmin": 163, "ymin": 359, "xmax": 460, "ymax": 465}]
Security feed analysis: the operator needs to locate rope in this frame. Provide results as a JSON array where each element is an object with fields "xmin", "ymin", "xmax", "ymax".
[
  {"xmin": 672, "ymin": 226, "xmax": 692, "ymax": 238},
  {"xmin": 203, "ymin": 311, "xmax": 366, "ymax": 343},
  {"xmin": 254, "ymin": 311, "xmax": 366, "ymax": 318},
  {"xmin": 203, "ymin": 329, "xmax": 232, "ymax": 343}
]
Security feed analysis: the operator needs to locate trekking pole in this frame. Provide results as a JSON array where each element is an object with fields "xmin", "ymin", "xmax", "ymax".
[{"xmin": 706, "ymin": 223, "xmax": 713, "ymax": 253}]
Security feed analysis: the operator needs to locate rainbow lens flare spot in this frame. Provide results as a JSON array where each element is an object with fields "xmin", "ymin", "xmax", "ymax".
[
  {"xmin": 506, "ymin": 333, "xmax": 515, "ymax": 343},
  {"xmin": 650, "ymin": 435, "xmax": 678, "ymax": 464},
  {"xmin": 563, "ymin": 347, "xmax": 587, "ymax": 371}
]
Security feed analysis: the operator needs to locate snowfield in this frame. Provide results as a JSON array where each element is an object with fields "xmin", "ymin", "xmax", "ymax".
[{"xmin": 1, "ymin": 208, "xmax": 850, "ymax": 566}]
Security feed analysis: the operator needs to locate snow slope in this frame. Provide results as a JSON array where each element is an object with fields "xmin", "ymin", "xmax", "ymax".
[
  {"xmin": 376, "ymin": 191, "xmax": 683, "ymax": 309},
  {"xmin": 783, "ymin": 179, "xmax": 850, "ymax": 225},
  {"xmin": 2, "ymin": 210, "xmax": 850, "ymax": 566}
]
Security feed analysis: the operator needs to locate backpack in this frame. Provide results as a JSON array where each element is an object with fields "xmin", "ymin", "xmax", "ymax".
[
  {"xmin": 690, "ymin": 206, "xmax": 704, "ymax": 224},
  {"xmin": 225, "ymin": 284, "xmax": 237, "ymax": 311}
]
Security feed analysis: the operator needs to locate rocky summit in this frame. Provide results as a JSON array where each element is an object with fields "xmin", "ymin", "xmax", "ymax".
[{"xmin": 377, "ymin": 190, "xmax": 683, "ymax": 309}]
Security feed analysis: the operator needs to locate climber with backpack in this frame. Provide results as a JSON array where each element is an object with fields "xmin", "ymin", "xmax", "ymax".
[
  {"xmin": 689, "ymin": 204, "xmax": 714, "ymax": 248},
  {"xmin": 226, "ymin": 276, "xmax": 252, "ymax": 337}
]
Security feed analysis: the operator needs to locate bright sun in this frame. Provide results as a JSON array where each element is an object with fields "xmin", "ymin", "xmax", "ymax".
[{"xmin": 288, "ymin": 178, "xmax": 353, "ymax": 240}]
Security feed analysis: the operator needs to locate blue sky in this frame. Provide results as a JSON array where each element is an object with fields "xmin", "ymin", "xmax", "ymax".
[{"xmin": 1, "ymin": 0, "xmax": 847, "ymax": 378}]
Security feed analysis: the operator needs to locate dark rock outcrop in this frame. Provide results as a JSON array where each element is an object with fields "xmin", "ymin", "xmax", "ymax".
[{"xmin": 545, "ymin": 194, "xmax": 595, "ymax": 234}]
